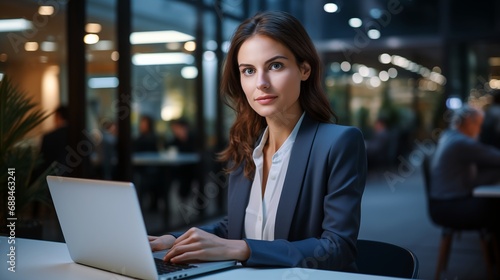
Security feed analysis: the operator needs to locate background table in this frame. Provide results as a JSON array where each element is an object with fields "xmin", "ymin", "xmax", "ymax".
[
  {"xmin": 473, "ymin": 185, "xmax": 500, "ymax": 197},
  {"xmin": 0, "ymin": 237, "xmax": 409, "ymax": 280},
  {"xmin": 133, "ymin": 152, "xmax": 200, "ymax": 166}
]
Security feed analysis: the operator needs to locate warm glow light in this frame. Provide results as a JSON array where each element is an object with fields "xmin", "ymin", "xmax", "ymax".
[
  {"xmin": 38, "ymin": 6, "xmax": 54, "ymax": 16},
  {"xmin": 0, "ymin": 18, "xmax": 32, "ymax": 32},
  {"xmin": 25, "ymin": 42, "xmax": 38, "ymax": 51},
  {"xmin": 42, "ymin": 66, "xmax": 60, "ymax": 131},
  {"xmin": 132, "ymin": 53, "xmax": 194, "ymax": 65},
  {"xmin": 161, "ymin": 105, "xmax": 183, "ymax": 121},
  {"xmin": 184, "ymin": 41, "xmax": 196, "ymax": 52},
  {"xmin": 85, "ymin": 23, "xmax": 102, "ymax": 33},
  {"xmin": 111, "ymin": 51, "xmax": 119, "ymax": 61},
  {"xmin": 130, "ymin": 30, "xmax": 194, "ymax": 44},
  {"xmin": 84, "ymin": 34, "xmax": 99, "ymax": 44}
]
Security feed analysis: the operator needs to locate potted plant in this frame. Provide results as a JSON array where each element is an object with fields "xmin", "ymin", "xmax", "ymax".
[{"xmin": 0, "ymin": 76, "xmax": 54, "ymax": 239}]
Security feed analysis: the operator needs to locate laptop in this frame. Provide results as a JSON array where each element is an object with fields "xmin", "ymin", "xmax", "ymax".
[{"xmin": 46, "ymin": 175, "xmax": 235, "ymax": 280}]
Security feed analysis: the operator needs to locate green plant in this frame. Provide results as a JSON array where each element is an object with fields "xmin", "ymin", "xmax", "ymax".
[{"xmin": 0, "ymin": 76, "xmax": 53, "ymax": 223}]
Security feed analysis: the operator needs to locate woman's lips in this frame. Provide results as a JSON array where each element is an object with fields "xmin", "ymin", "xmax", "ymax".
[{"xmin": 255, "ymin": 95, "xmax": 277, "ymax": 105}]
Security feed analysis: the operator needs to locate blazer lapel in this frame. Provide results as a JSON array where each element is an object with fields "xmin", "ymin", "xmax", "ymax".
[
  {"xmin": 227, "ymin": 166, "xmax": 252, "ymax": 239},
  {"xmin": 274, "ymin": 115, "xmax": 318, "ymax": 239}
]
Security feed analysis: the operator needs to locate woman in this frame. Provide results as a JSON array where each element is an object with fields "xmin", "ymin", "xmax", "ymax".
[{"xmin": 149, "ymin": 11, "xmax": 366, "ymax": 271}]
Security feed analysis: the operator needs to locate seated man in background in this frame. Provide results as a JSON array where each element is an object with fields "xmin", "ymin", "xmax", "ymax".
[{"xmin": 430, "ymin": 105, "xmax": 500, "ymax": 231}]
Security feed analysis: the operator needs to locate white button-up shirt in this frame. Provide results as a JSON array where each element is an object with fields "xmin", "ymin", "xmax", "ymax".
[{"xmin": 244, "ymin": 113, "xmax": 305, "ymax": 240}]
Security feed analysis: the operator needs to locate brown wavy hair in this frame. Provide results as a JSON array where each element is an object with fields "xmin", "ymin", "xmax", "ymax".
[{"xmin": 218, "ymin": 11, "xmax": 337, "ymax": 179}]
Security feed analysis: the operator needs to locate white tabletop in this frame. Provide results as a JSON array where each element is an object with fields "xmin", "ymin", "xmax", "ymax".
[
  {"xmin": 473, "ymin": 185, "xmax": 500, "ymax": 197},
  {"xmin": 0, "ymin": 237, "xmax": 408, "ymax": 280}
]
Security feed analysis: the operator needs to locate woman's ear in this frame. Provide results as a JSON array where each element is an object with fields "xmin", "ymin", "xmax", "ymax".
[{"xmin": 300, "ymin": 62, "xmax": 311, "ymax": 81}]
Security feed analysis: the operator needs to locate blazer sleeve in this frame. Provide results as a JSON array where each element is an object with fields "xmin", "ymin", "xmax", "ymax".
[
  {"xmin": 169, "ymin": 217, "xmax": 229, "ymax": 238},
  {"xmin": 243, "ymin": 126, "xmax": 366, "ymax": 271}
]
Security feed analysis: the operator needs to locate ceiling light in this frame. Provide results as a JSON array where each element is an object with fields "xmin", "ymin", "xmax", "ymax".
[
  {"xmin": 41, "ymin": 41, "xmax": 57, "ymax": 52},
  {"xmin": 166, "ymin": 42, "xmax": 181, "ymax": 50},
  {"xmin": 90, "ymin": 40, "xmax": 113, "ymax": 51},
  {"xmin": 88, "ymin": 77, "xmax": 119, "ymax": 89},
  {"xmin": 379, "ymin": 53, "xmax": 391, "ymax": 64},
  {"xmin": 130, "ymin": 30, "xmax": 194, "ymax": 44},
  {"xmin": 367, "ymin": 29, "xmax": 380, "ymax": 39},
  {"xmin": 38, "ymin": 6, "xmax": 54, "ymax": 16},
  {"xmin": 84, "ymin": 34, "xmax": 99, "ymax": 44},
  {"xmin": 184, "ymin": 41, "xmax": 196, "ymax": 52},
  {"xmin": 446, "ymin": 97, "xmax": 462, "ymax": 110},
  {"xmin": 85, "ymin": 23, "xmax": 102, "ymax": 33},
  {"xmin": 111, "ymin": 51, "xmax": 119, "ymax": 61},
  {"xmin": 181, "ymin": 66, "xmax": 198, "ymax": 79},
  {"xmin": 379, "ymin": 71, "xmax": 389, "ymax": 81},
  {"xmin": 132, "ymin": 53, "xmax": 194, "ymax": 65},
  {"xmin": 388, "ymin": 68, "xmax": 398, "ymax": 78},
  {"xmin": 370, "ymin": 76, "xmax": 381, "ymax": 87},
  {"xmin": 348, "ymin": 18, "xmax": 362, "ymax": 28},
  {"xmin": 25, "ymin": 42, "xmax": 39, "ymax": 51},
  {"xmin": 352, "ymin": 73, "xmax": 363, "ymax": 84},
  {"xmin": 340, "ymin": 61, "xmax": 351, "ymax": 72},
  {"xmin": 369, "ymin": 8, "xmax": 382, "ymax": 19},
  {"xmin": 0, "ymin": 18, "xmax": 32, "ymax": 32},
  {"xmin": 324, "ymin": 3, "xmax": 339, "ymax": 13}
]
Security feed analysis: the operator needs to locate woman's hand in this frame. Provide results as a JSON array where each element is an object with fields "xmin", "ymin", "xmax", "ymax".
[
  {"xmin": 163, "ymin": 227, "xmax": 250, "ymax": 263},
  {"xmin": 148, "ymin": 235, "xmax": 176, "ymax": 251}
]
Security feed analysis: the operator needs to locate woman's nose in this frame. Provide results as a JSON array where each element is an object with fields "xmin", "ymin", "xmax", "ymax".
[{"xmin": 256, "ymin": 73, "xmax": 270, "ymax": 91}]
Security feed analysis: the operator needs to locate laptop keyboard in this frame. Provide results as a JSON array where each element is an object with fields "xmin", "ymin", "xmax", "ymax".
[{"xmin": 154, "ymin": 258, "xmax": 197, "ymax": 274}]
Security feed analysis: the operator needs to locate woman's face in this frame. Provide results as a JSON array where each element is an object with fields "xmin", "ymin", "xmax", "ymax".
[{"xmin": 237, "ymin": 35, "xmax": 310, "ymax": 120}]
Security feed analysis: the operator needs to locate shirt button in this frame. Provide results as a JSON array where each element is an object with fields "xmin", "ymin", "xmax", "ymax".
[{"xmin": 258, "ymin": 216, "xmax": 262, "ymax": 221}]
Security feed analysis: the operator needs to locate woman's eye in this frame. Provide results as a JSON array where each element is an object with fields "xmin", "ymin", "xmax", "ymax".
[
  {"xmin": 242, "ymin": 68, "xmax": 255, "ymax": 75},
  {"xmin": 270, "ymin": 63, "xmax": 282, "ymax": 70}
]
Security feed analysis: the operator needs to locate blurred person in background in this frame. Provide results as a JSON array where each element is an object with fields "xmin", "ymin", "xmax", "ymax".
[
  {"xmin": 36, "ymin": 106, "xmax": 70, "ymax": 177},
  {"xmin": 98, "ymin": 119, "xmax": 117, "ymax": 179},
  {"xmin": 134, "ymin": 115, "xmax": 159, "ymax": 152},
  {"xmin": 430, "ymin": 105, "xmax": 500, "ymax": 236},
  {"xmin": 134, "ymin": 114, "xmax": 162, "ymax": 211},
  {"xmin": 165, "ymin": 118, "xmax": 197, "ymax": 200},
  {"xmin": 365, "ymin": 116, "xmax": 393, "ymax": 170},
  {"xmin": 479, "ymin": 89, "xmax": 500, "ymax": 150}
]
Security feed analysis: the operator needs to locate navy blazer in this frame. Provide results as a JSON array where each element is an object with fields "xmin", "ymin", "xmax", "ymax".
[{"xmin": 198, "ymin": 114, "xmax": 367, "ymax": 271}]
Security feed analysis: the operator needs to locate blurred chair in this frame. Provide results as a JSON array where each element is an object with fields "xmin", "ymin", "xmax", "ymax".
[
  {"xmin": 422, "ymin": 156, "xmax": 495, "ymax": 280},
  {"xmin": 356, "ymin": 239, "xmax": 419, "ymax": 279}
]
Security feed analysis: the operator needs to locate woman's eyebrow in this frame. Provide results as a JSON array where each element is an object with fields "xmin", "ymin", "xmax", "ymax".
[{"xmin": 238, "ymin": 55, "xmax": 289, "ymax": 68}]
